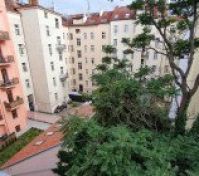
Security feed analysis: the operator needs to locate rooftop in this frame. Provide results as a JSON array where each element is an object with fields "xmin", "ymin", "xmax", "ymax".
[
  {"xmin": 2, "ymin": 104, "xmax": 94, "ymax": 169},
  {"xmin": 63, "ymin": 6, "xmax": 136, "ymax": 27},
  {"xmin": 2, "ymin": 123, "xmax": 63, "ymax": 169}
]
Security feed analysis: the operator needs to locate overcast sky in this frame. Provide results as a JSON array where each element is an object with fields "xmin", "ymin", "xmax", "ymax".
[{"xmin": 23, "ymin": 0, "xmax": 132, "ymax": 15}]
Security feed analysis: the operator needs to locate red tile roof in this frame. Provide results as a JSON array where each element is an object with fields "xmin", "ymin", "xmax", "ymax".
[
  {"xmin": 2, "ymin": 123, "xmax": 63, "ymax": 168},
  {"xmin": 63, "ymin": 6, "xmax": 136, "ymax": 27}
]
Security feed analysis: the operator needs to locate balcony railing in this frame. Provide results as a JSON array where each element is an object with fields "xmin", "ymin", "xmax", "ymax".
[
  {"xmin": 0, "ymin": 78, "xmax": 19, "ymax": 89},
  {"xmin": 60, "ymin": 73, "xmax": 68, "ymax": 82},
  {"xmin": 56, "ymin": 44, "xmax": 66, "ymax": 52},
  {"xmin": 0, "ymin": 55, "xmax": 14, "ymax": 67},
  {"xmin": 0, "ymin": 132, "xmax": 16, "ymax": 150},
  {"xmin": 4, "ymin": 97, "xmax": 24, "ymax": 111},
  {"xmin": 0, "ymin": 30, "xmax": 9, "ymax": 41}
]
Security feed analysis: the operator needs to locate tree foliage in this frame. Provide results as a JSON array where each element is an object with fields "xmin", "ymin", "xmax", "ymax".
[
  {"xmin": 54, "ymin": 118, "xmax": 199, "ymax": 176},
  {"xmin": 123, "ymin": 0, "xmax": 199, "ymax": 134}
]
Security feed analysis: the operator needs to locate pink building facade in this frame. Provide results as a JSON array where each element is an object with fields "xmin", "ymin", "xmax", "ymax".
[{"xmin": 0, "ymin": 0, "xmax": 27, "ymax": 137}]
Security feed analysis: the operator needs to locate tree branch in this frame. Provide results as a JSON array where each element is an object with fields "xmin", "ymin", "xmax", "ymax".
[
  {"xmin": 146, "ymin": 47, "xmax": 168, "ymax": 56},
  {"xmin": 185, "ymin": 1, "xmax": 198, "ymax": 77}
]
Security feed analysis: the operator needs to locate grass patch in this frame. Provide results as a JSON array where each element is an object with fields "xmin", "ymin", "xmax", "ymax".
[{"xmin": 0, "ymin": 128, "xmax": 42, "ymax": 166}]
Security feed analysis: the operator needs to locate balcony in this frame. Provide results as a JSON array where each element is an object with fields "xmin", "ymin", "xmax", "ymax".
[
  {"xmin": 56, "ymin": 44, "xmax": 66, "ymax": 52},
  {"xmin": 0, "ymin": 132, "xmax": 16, "ymax": 150},
  {"xmin": 4, "ymin": 97, "xmax": 24, "ymax": 111},
  {"xmin": 0, "ymin": 30, "xmax": 9, "ymax": 41},
  {"xmin": 0, "ymin": 78, "xmax": 19, "ymax": 89},
  {"xmin": 60, "ymin": 73, "xmax": 68, "ymax": 82},
  {"xmin": 0, "ymin": 55, "xmax": 14, "ymax": 67}
]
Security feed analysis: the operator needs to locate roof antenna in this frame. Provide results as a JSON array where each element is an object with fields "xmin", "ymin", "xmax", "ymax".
[
  {"xmin": 86, "ymin": 0, "xmax": 90, "ymax": 16},
  {"xmin": 51, "ymin": 0, "xmax": 55, "ymax": 11}
]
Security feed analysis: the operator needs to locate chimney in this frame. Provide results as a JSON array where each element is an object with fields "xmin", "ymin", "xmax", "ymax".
[
  {"xmin": 100, "ymin": 10, "xmax": 104, "ymax": 17},
  {"xmin": 29, "ymin": 0, "xmax": 39, "ymax": 5}
]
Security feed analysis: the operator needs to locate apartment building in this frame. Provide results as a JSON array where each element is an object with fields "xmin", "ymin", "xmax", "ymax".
[
  {"xmin": 63, "ymin": 6, "xmax": 170, "ymax": 94},
  {"xmin": 110, "ymin": 6, "xmax": 170, "ymax": 76},
  {"xmin": 16, "ymin": 0, "xmax": 68, "ymax": 113},
  {"xmin": 5, "ymin": 1, "xmax": 35, "ymax": 111},
  {"xmin": 63, "ymin": 12, "xmax": 111, "ymax": 93},
  {"xmin": 0, "ymin": 0, "xmax": 27, "ymax": 137}
]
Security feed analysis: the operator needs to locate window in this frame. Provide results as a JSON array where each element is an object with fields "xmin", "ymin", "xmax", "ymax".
[
  {"xmin": 71, "ymin": 57, "xmax": 75, "ymax": 64},
  {"xmin": 102, "ymin": 32, "xmax": 106, "ymax": 39},
  {"xmin": 54, "ymin": 93, "xmax": 58, "ymax": 100},
  {"xmin": 145, "ymin": 51, "xmax": 149, "ymax": 60},
  {"xmin": 12, "ymin": 110, "xmax": 18, "ymax": 119},
  {"xmin": 69, "ymin": 33, "xmax": 73, "ymax": 40},
  {"xmin": 78, "ymin": 62, "xmax": 82, "ymax": 70},
  {"xmin": 18, "ymin": 44, "xmax": 24, "ymax": 55},
  {"xmin": 84, "ymin": 45, "xmax": 87, "ymax": 52},
  {"xmin": 15, "ymin": 125, "xmax": 21, "ymax": 132},
  {"xmin": 152, "ymin": 65, "xmax": 157, "ymax": 72},
  {"xmin": 91, "ymin": 58, "xmax": 95, "ymax": 64},
  {"xmin": 131, "ymin": 52, "xmax": 134, "ymax": 60},
  {"xmin": 57, "ymin": 36, "xmax": 61, "ymax": 44},
  {"xmin": 22, "ymin": 62, "xmax": 27, "ymax": 72},
  {"xmin": 113, "ymin": 39, "xmax": 117, "ymax": 46},
  {"xmin": 14, "ymin": 24, "xmax": 20, "ymax": 35},
  {"xmin": 124, "ymin": 24, "xmax": 129, "ymax": 32},
  {"xmin": 53, "ymin": 77, "xmax": 57, "ymax": 86},
  {"xmin": 69, "ymin": 45, "xmax": 74, "ymax": 52},
  {"xmin": 113, "ymin": 25, "xmax": 118, "ymax": 34},
  {"xmin": 72, "ymin": 68, "xmax": 76, "ymax": 75},
  {"xmin": 90, "ymin": 32, "xmax": 94, "ymax": 39},
  {"xmin": 141, "ymin": 58, "xmax": 144, "ymax": 65},
  {"xmin": 59, "ymin": 52, "xmax": 63, "ymax": 61},
  {"xmin": 91, "ymin": 45, "xmax": 95, "ymax": 52},
  {"xmin": 62, "ymin": 82, "xmax": 65, "ymax": 87},
  {"xmin": 25, "ymin": 79, "xmax": 30, "ymax": 88},
  {"xmin": 77, "ymin": 38, "xmax": 81, "ymax": 46},
  {"xmin": 50, "ymin": 62, "xmax": 54, "ymax": 71},
  {"xmin": 86, "ymin": 69, "xmax": 88, "ymax": 74},
  {"xmin": 164, "ymin": 65, "xmax": 169, "ymax": 73},
  {"xmin": 73, "ymin": 79, "xmax": 76, "ymax": 86},
  {"xmin": 86, "ymin": 80, "xmax": 88, "ymax": 86},
  {"xmin": 123, "ymin": 53, "xmax": 127, "ymax": 59},
  {"xmin": 60, "ymin": 67, "xmax": 64, "ymax": 74},
  {"xmin": 155, "ymin": 38, "xmax": 161, "ymax": 48},
  {"xmin": 76, "ymin": 29, "xmax": 80, "ymax": 34},
  {"xmin": 77, "ymin": 50, "xmax": 82, "ymax": 58},
  {"xmin": 48, "ymin": 44, "xmax": 52, "ymax": 55},
  {"xmin": 85, "ymin": 57, "xmax": 88, "ymax": 63},
  {"xmin": 55, "ymin": 18, "xmax": 59, "ymax": 28},
  {"xmin": 83, "ymin": 32, "xmax": 87, "ymax": 39},
  {"xmin": 79, "ymin": 73, "xmax": 83, "ymax": 81},
  {"xmin": 154, "ymin": 52, "xmax": 158, "ymax": 60},
  {"xmin": 44, "ymin": 11, "xmax": 48, "ymax": 18},
  {"xmin": 46, "ymin": 25, "xmax": 50, "ymax": 36},
  {"xmin": 130, "ymin": 64, "xmax": 133, "ymax": 72}
]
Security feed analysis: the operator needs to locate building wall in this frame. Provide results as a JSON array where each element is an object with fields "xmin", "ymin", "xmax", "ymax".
[
  {"xmin": 19, "ymin": 8, "xmax": 68, "ymax": 113},
  {"xmin": 187, "ymin": 21, "xmax": 199, "ymax": 125},
  {"xmin": 4, "ymin": 146, "xmax": 60, "ymax": 176},
  {"xmin": 0, "ymin": 0, "xmax": 27, "ymax": 136},
  {"xmin": 7, "ymin": 11, "xmax": 35, "ymax": 111},
  {"xmin": 65, "ymin": 23, "xmax": 110, "ymax": 93},
  {"xmin": 110, "ymin": 20, "xmax": 170, "ymax": 76}
]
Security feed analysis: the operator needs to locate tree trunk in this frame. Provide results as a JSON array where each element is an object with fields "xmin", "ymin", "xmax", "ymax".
[{"xmin": 175, "ymin": 93, "xmax": 191, "ymax": 135}]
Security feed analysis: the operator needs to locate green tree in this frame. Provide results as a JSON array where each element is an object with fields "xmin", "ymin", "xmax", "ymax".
[
  {"xmin": 54, "ymin": 118, "xmax": 199, "ymax": 176},
  {"xmin": 121, "ymin": 0, "xmax": 199, "ymax": 134}
]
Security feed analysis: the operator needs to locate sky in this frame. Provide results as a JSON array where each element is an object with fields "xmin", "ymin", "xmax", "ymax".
[{"xmin": 23, "ymin": 0, "xmax": 132, "ymax": 15}]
